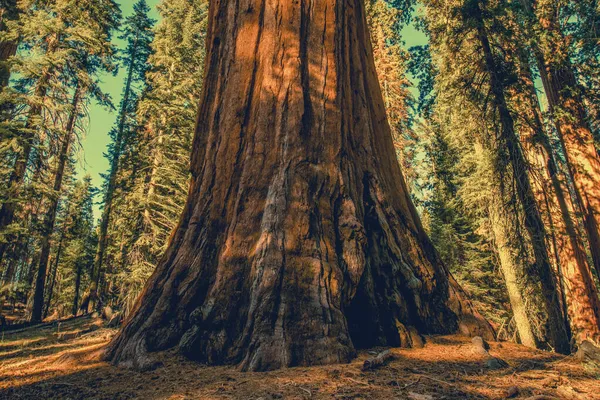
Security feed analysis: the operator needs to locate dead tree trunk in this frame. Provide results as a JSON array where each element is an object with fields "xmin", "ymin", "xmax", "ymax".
[{"xmin": 106, "ymin": 0, "xmax": 493, "ymax": 372}]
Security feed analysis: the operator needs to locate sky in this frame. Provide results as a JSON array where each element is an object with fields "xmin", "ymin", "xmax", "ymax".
[{"xmin": 79, "ymin": 0, "xmax": 427, "ymax": 218}]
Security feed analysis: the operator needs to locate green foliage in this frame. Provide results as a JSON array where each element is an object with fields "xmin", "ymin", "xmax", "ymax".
[
  {"xmin": 0, "ymin": 0, "xmax": 119, "ymax": 318},
  {"xmin": 106, "ymin": 0, "xmax": 208, "ymax": 313}
]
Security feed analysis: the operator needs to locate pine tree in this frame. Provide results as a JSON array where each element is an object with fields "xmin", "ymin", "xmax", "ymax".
[
  {"xmin": 113, "ymin": 0, "xmax": 208, "ymax": 313},
  {"xmin": 29, "ymin": 0, "xmax": 120, "ymax": 323},
  {"xmin": 420, "ymin": 0, "xmax": 572, "ymax": 352},
  {"xmin": 89, "ymin": 0, "xmax": 154, "ymax": 311}
]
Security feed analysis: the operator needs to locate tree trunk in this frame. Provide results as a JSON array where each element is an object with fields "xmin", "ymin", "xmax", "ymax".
[
  {"xmin": 30, "ymin": 83, "xmax": 80, "ymax": 323},
  {"xmin": 89, "ymin": 38, "xmax": 140, "ymax": 312},
  {"xmin": 0, "ymin": 0, "xmax": 19, "ymax": 89},
  {"xmin": 72, "ymin": 261, "xmax": 82, "ymax": 316},
  {"xmin": 106, "ymin": 0, "xmax": 493, "ymax": 372},
  {"xmin": 515, "ymin": 62, "xmax": 600, "ymax": 345},
  {"xmin": 42, "ymin": 223, "xmax": 66, "ymax": 319},
  {"xmin": 487, "ymin": 196, "xmax": 538, "ymax": 348},
  {"xmin": 473, "ymin": 1, "xmax": 570, "ymax": 353},
  {"xmin": 520, "ymin": 0, "xmax": 600, "ymax": 278}
]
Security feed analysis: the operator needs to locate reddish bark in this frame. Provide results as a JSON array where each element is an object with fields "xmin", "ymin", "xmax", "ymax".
[{"xmin": 106, "ymin": 0, "xmax": 492, "ymax": 372}]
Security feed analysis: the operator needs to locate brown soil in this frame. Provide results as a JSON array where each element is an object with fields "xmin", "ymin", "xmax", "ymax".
[{"xmin": 1, "ymin": 316, "xmax": 598, "ymax": 399}]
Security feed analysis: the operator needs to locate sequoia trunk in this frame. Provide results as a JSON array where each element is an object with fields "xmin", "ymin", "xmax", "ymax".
[
  {"xmin": 106, "ymin": 0, "xmax": 492, "ymax": 372},
  {"xmin": 520, "ymin": 0, "xmax": 600, "ymax": 278},
  {"xmin": 515, "ymin": 63, "xmax": 600, "ymax": 345}
]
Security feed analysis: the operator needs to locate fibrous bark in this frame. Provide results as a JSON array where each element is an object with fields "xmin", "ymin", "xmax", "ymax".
[
  {"xmin": 520, "ymin": 0, "xmax": 600, "ymax": 279},
  {"xmin": 106, "ymin": 0, "xmax": 493, "ymax": 372},
  {"xmin": 0, "ymin": 0, "xmax": 19, "ymax": 89},
  {"xmin": 514, "ymin": 63, "xmax": 600, "ymax": 345}
]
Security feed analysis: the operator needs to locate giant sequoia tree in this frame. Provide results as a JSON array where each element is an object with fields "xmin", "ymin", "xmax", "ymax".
[{"xmin": 107, "ymin": 0, "xmax": 493, "ymax": 372}]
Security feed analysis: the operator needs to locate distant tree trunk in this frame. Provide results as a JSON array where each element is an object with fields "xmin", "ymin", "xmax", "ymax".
[
  {"xmin": 30, "ymin": 83, "xmax": 81, "ymax": 323},
  {"xmin": 42, "ymin": 223, "xmax": 66, "ymax": 319},
  {"xmin": 106, "ymin": 0, "xmax": 493, "ymax": 372},
  {"xmin": 0, "ymin": 0, "xmax": 19, "ymax": 89},
  {"xmin": 520, "ymin": 0, "xmax": 600, "ymax": 278},
  {"xmin": 515, "ymin": 63, "xmax": 600, "ymax": 345},
  {"xmin": 72, "ymin": 261, "xmax": 82, "ymax": 316},
  {"xmin": 472, "ymin": 1, "xmax": 570, "ymax": 353},
  {"xmin": 89, "ymin": 38, "xmax": 140, "ymax": 312}
]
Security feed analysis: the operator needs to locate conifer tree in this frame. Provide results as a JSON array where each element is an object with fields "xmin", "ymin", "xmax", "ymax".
[
  {"xmin": 29, "ymin": 0, "xmax": 120, "ymax": 323},
  {"xmin": 0, "ymin": 0, "xmax": 19, "ymax": 88},
  {"xmin": 112, "ymin": 0, "xmax": 208, "ymax": 313},
  {"xmin": 89, "ymin": 0, "xmax": 154, "ymax": 311},
  {"xmin": 421, "ymin": 0, "xmax": 571, "ymax": 352}
]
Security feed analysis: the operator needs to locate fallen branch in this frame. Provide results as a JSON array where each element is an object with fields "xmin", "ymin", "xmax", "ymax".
[{"xmin": 362, "ymin": 349, "xmax": 394, "ymax": 371}]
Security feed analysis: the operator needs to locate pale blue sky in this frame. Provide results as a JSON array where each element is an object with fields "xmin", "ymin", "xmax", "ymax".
[{"xmin": 79, "ymin": 0, "xmax": 427, "ymax": 218}]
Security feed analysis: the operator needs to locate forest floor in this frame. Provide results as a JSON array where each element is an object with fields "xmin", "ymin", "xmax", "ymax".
[{"xmin": 0, "ymin": 316, "xmax": 599, "ymax": 400}]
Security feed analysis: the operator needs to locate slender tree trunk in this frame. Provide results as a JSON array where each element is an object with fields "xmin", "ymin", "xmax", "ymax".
[
  {"xmin": 89, "ymin": 38, "xmax": 140, "ymax": 312},
  {"xmin": 520, "ymin": 0, "xmax": 600, "ymax": 278},
  {"xmin": 515, "ymin": 63, "xmax": 600, "ymax": 344},
  {"xmin": 473, "ymin": 1, "xmax": 570, "ymax": 353},
  {"xmin": 30, "ymin": 83, "xmax": 81, "ymax": 323},
  {"xmin": 0, "ymin": 0, "xmax": 19, "ymax": 89},
  {"xmin": 42, "ymin": 223, "xmax": 66, "ymax": 319},
  {"xmin": 72, "ymin": 261, "xmax": 82, "ymax": 316},
  {"xmin": 106, "ymin": 0, "xmax": 493, "ymax": 372}
]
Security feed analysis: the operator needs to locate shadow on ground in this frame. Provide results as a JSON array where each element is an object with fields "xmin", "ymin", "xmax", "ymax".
[{"xmin": 0, "ymin": 317, "xmax": 598, "ymax": 399}]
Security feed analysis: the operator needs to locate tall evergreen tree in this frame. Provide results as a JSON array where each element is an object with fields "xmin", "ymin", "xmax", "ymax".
[
  {"xmin": 89, "ymin": 0, "xmax": 154, "ymax": 311},
  {"xmin": 112, "ymin": 0, "xmax": 208, "ymax": 313},
  {"xmin": 29, "ymin": 0, "xmax": 120, "ymax": 323}
]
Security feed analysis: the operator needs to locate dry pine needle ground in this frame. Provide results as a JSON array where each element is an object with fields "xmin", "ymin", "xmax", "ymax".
[{"xmin": 0, "ymin": 316, "xmax": 599, "ymax": 399}]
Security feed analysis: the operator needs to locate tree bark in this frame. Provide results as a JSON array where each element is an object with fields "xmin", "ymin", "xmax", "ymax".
[
  {"xmin": 42, "ymin": 222, "xmax": 66, "ymax": 319},
  {"xmin": 72, "ymin": 261, "xmax": 82, "ymax": 316},
  {"xmin": 472, "ymin": 1, "xmax": 570, "ymax": 353},
  {"xmin": 30, "ymin": 83, "xmax": 80, "ymax": 323},
  {"xmin": 106, "ymin": 0, "xmax": 493, "ymax": 372},
  {"xmin": 488, "ymin": 196, "xmax": 538, "ymax": 349},
  {"xmin": 515, "ymin": 62, "xmax": 600, "ymax": 345}
]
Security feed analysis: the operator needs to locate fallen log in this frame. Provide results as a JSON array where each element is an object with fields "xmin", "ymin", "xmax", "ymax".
[{"xmin": 1, "ymin": 313, "xmax": 91, "ymax": 335}]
